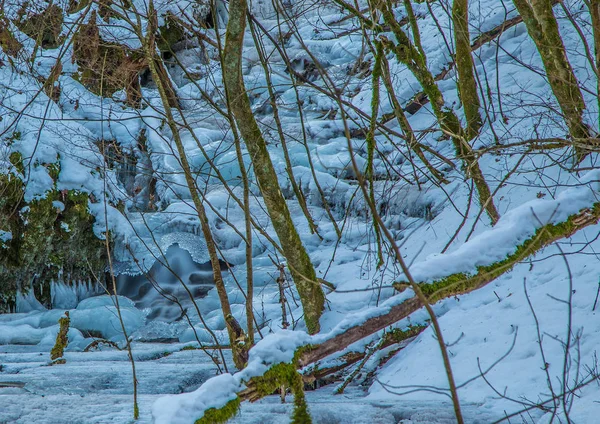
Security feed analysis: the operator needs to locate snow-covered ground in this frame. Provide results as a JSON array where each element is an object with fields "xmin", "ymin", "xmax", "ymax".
[
  {"xmin": 0, "ymin": 342, "xmax": 496, "ymax": 423},
  {"xmin": 2, "ymin": 0, "xmax": 600, "ymax": 422}
]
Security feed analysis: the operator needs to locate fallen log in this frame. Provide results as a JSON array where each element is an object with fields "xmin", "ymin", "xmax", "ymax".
[
  {"xmin": 301, "ymin": 205, "xmax": 600, "ymax": 369},
  {"xmin": 302, "ymin": 325, "xmax": 426, "ymax": 386},
  {"xmin": 191, "ymin": 202, "xmax": 600, "ymax": 423}
]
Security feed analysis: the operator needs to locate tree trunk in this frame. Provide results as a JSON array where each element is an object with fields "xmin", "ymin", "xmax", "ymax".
[
  {"xmin": 452, "ymin": 0, "xmax": 483, "ymax": 138},
  {"xmin": 197, "ymin": 203, "xmax": 600, "ymax": 423},
  {"xmin": 587, "ymin": 0, "xmax": 600, "ymax": 132},
  {"xmin": 222, "ymin": 0, "xmax": 325, "ymax": 334},
  {"xmin": 513, "ymin": 0, "xmax": 590, "ymax": 144},
  {"xmin": 142, "ymin": 3, "xmax": 248, "ymax": 369},
  {"xmin": 379, "ymin": 1, "xmax": 500, "ymax": 224}
]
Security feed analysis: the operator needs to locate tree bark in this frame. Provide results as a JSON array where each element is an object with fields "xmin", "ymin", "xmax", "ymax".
[
  {"xmin": 379, "ymin": 1, "xmax": 500, "ymax": 224},
  {"xmin": 587, "ymin": 0, "xmax": 600, "ymax": 132},
  {"xmin": 142, "ymin": 3, "xmax": 248, "ymax": 369},
  {"xmin": 513, "ymin": 0, "xmax": 590, "ymax": 144},
  {"xmin": 452, "ymin": 0, "xmax": 482, "ymax": 138},
  {"xmin": 223, "ymin": 0, "xmax": 325, "ymax": 334}
]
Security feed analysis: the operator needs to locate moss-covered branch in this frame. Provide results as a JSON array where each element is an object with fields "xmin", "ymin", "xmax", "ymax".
[
  {"xmin": 512, "ymin": 0, "xmax": 590, "ymax": 147},
  {"xmin": 397, "ymin": 203, "xmax": 600, "ymax": 301}
]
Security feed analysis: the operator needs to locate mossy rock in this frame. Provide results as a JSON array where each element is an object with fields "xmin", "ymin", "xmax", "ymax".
[
  {"xmin": 158, "ymin": 13, "xmax": 186, "ymax": 55},
  {"xmin": 0, "ymin": 155, "xmax": 108, "ymax": 312}
]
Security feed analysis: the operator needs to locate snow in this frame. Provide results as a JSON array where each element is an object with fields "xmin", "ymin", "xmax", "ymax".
[
  {"xmin": 407, "ymin": 169, "xmax": 600, "ymax": 283},
  {"xmin": 0, "ymin": 230, "xmax": 13, "ymax": 243},
  {"xmin": 2, "ymin": 0, "xmax": 600, "ymax": 422},
  {"xmin": 368, "ymin": 223, "xmax": 600, "ymax": 421},
  {"xmin": 153, "ymin": 373, "xmax": 240, "ymax": 424},
  {"xmin": 3, "ymin": 296, "xmax": 145, "ymax": 343},
  {"xmin": 0, "ymin": 323, "xmax": 84, "ymax": 346}
]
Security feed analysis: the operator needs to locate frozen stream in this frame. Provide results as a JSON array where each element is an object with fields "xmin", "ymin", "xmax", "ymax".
[
  {"xmin": 0, "ymin": 342, "xmax": 495, "ymax": 423},
  {"xmin": 116, "ymin": 244, "xmax": 219, "ymax": 322}
]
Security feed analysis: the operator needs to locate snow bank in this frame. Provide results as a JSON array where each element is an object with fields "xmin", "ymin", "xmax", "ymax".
[
  {"xmin": 0, "ymin": 323, "xmax": 84, "ymax": 346},
  {"xmin": 0, "ymin": 295, "xmax": 145, "ymax": 344},
  {"xmin": 70, "ymin": 295, "xmax": 146, "ymax": 340},
  {"xmin": 153, "ymin": 373, "xmax": 240, "ymax": 424}
]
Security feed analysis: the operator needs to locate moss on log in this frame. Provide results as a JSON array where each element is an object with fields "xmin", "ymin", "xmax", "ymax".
[
  {"xmin": 195, "ymin": 398, "xmax": 241, "ymax": 424},
  {"xmin": 399, "ymin": 203, "xmax": 600, "ymax": 302}
]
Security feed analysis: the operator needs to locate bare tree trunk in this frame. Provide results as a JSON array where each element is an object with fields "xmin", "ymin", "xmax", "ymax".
[
  {"xmin": 222, "ymin": 0, "xmax": 325, "ymax": 334},
  {"xmin": 513, "ymin": 0, "xmax": 590, "ymax": 144},
  {"xmin": 586, "ymin": 0, "xmax": 600, "ymax": 132},
  {"xmin": 452, "ymin": 0, "xmax": 483, "ymax": 138},
  {"xmin": 141, "ymin": 2, "xmax": 249, "ymax": 368}
]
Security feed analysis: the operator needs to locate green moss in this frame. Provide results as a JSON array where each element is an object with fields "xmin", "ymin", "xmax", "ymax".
[
  {"xmin": 72, "ymin": 11, "xmax": 145, "ymax": 106},
  {"xmin": 196, "ymin": 356, "xmax": 313, "ymax": 423},
  {"xmin": 46, "ymin": 161, "xmax": 61, "ymax": 181},
  {"xmin": 67, "ymin": 0, "xmax": 92, "ymax": 14},
  {"xmin": 386, "ymin": 325, "xmax": 427, "ymax": 343},
  {"xmin": 394, "ymin": 203, "xmax": 600, "ymax": 302},
  {"xmin": 0, "ymin": 169, "xmax": 25, "ymax": 311},
  {"xmin": 195, "ymin": 398, "xmax": 241, "ymax": 424},
  {"xmin": 293, "ymin": 344, "xmax": 316, "ymax": 365},
  {"xmin": 50, "ymin": 313, "xmax": 70, "ymax": 361},
  {"xmin": 157, "ymin": 13, "xmax": 185, "ymax": 53},
  {"xmin": 0, "ymin": 18, "xmax": 22, "ymax": 57},
  {"xmin": 9, "ymin": 151, "xmax": 24, "ymax": 174},
  {"xmin": 250, "ymin": 363, "xmax": 312, "ymax": 423},
  {"xmin": 182, "ymin": 345, "xmax": 199, "ymax": 351},
  {"xmin": 289, "ymin": 368, "xmax": 311, "ymax": 424},
  {"xmin": 133, "ymin": 402, "xmax": 139, "ymax": 420},
  {"xmin": 0, "ymin": 153, "xmax": 107, "ymax": 311}
]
